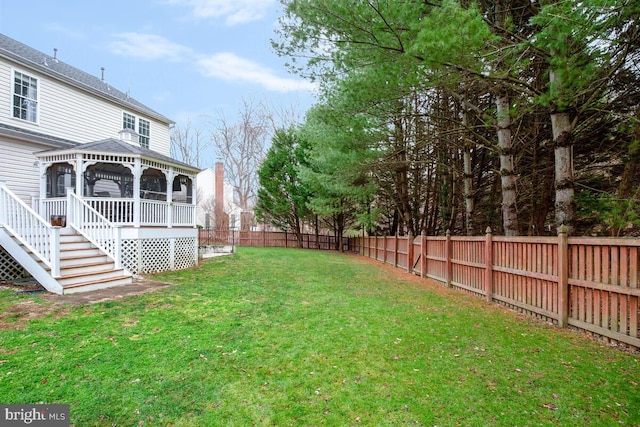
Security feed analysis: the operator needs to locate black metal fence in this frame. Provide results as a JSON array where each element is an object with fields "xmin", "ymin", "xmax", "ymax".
[{"xmin": 198, "ymin": 229, "xmax": 352, "ymax": 251}]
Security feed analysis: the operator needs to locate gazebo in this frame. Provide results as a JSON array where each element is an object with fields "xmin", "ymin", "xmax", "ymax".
[{"xmin": 33, "ymin": 130, "xmax": 201, "ymax": 274}]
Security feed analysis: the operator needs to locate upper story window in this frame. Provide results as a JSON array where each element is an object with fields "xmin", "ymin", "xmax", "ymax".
[
  {"xmin": 123, "ymin": 112, "xmax": 136, "ymax": 130},
  {"xmin": 138, "ymin": 118, "xmax": 150, "ymax": 149},
  {"xmin": 13, "ymin": 71, "xmax": 38, "ymax": 122},
  {"xmin": 122, "ymin": 112, "xmax": 151, "ymax": 148}
]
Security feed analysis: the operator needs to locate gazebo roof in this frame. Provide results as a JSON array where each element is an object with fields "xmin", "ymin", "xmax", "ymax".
[{"xmin": 37, "ymin": 138, "xmax": 201, "ymax": 174}]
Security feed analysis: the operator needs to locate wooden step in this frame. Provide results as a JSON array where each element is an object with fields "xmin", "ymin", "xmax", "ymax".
[
  {"xmin": 57, "ymin": 268, "xmax": 130, "ymax": 287},
  {"xmin": 59, "ymin": 253, "xmax": 112, "ymax": 267},
  {"xmin": 60, "ymin": 261, "xmax": 117, "ymax": 276},
  {"xmin": 59, "ymin": 246, "xmax": 103, "ymax": 258},
  {"xmin": 62, "ymin": 275, "xmax": 134, "ymax": 294}
]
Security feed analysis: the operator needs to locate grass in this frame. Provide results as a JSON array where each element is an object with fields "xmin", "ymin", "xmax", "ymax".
[{"xmin": 0, "ymin": 247, "xmax": 638, "ymax": 426}]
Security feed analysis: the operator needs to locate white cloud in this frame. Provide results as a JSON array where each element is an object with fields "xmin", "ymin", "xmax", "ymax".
[
  {"xmin": 165, "ymin": 0, "xmax": 277, "ymax": 25},
  {"xmin": 107, "ymin": 31, "xmax": 314, "ymax": 94},
  {"xmin": 108, "ymin": 33, "xmax": 191, "ymax": 61},
  {"xmin": 196, "ymin": 52, "xmax": 317, "ymax": 93},
  {"xmin": 44, "ymin": 23, "xmax": 85, "ymax": 39}
]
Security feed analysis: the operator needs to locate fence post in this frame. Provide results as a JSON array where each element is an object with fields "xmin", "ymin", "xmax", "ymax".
[
  {"xmin": 485, "ymin": 227, "xmax": 493, "ymax": 303},
  {"xmin": 407, "ymin": 232, "xmax": 414, "ymax": 273},
  {"xmin": 383, "ymin": 235, "xmax": 387, "ymax": 263},
  {"xmin": 421, "ymin": 231, "xmax": 427, "ymax": 278},
  {"xmin": 394, "ymin": 232, "xmax": 399, "ymax": 267},
  {"xmin": 446, "ymin": 229, "xmax": 452, "ymax": 287},
  {"xmin": 558, "ymin": 225, "xmax": 569, "ymax": 328},
  {"xmin": 373, "ymin": 235, "xmax": 377, "ymax": 260}
]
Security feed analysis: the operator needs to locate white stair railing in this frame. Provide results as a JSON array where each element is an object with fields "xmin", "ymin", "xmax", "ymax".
[
  {"xmin": 0, "ymin": 182, "xmax": 60, "ymax": 276},
  {"xmin": 66, "ymin": 189, "xmax": 122, "ymax": 269}
]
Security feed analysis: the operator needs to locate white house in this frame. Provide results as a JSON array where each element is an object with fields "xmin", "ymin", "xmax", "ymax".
[
  {"xmin": 0, "ymin": 33, "xmax": 200, "ymax": 294},
  {"xmin": 196, "ymin": 163, "xmax": 243, "ymax": 230}
]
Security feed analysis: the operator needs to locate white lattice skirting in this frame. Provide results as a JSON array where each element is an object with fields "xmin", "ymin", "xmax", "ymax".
[
  {"xmin": 121, "ymin": 237, "xmax": 198, "ymax": 274},
  {"xmin": 1, "ymin": 237, "xmax": 197, "ymax": 282},
  {"xmin": 0, "ymin": 246, "xmax": 31, "ymax": 281}
]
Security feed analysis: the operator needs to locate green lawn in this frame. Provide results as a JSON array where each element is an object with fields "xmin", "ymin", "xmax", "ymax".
[{"xmin": 0, "ymin": 247, "xmax": 638, "ymax": 426}]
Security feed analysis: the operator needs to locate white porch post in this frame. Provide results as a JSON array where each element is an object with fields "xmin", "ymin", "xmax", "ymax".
[
  {"xmin": 113, "ymin": 226, "xmax": 122, "ymax": 269},
  {"xmin": 50, "ymin": 226, "xmax": 61, "ymax": 277},
  {"xmin": 65, "ymin": 187, "xmax": 75, "ymax": 225},
  {"xmin": 133, "ymin": 158, "xmax": 141, "ymax": 227},
  {"xmin": 166, "ymin": 168, "xmax": 175, "ymax": 229},
  {"xmin": 38, "ymin": 161, "xmax": 46, "ymax": 215},
  {"xmin": 192, "ymin": 174, "xmax": 197, "ymax": 228},
  {"xmin": 75, "ymin": 153, "xmax": 83, "ymax": 197}
]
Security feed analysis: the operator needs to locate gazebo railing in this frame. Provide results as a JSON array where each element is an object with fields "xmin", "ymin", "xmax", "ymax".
[
  {"xmin": 87, "ymin": 198, "xmax": 135, "ymax": 224},
  {"xmin": 172, "ymin": 203, "xmax": 195, "ymax": 226},
  {"xmin": 34, "ymin": 197, "xmax": 195, "ymax": 227},
  {"xmin": 36, "ymin": 197, "xmax": 67, "ymax": 219},
  {"xmin": 140, "ymin": 199, "xmax": 168, "ymax": 225}
]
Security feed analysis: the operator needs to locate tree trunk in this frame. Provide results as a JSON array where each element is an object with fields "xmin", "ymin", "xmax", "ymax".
[
  {"xmin": 549, "ymin": 70, "xmax": 575, "ymax": 235},
  {"xmin": 462, "ymin": 109, "xmax": 475, "ymax": 235},
  {"xmin": 336, "ymin": 212, "xmax": 345, "ymax": 251},
  {"xmin": 551, "ymin": 112, "xmax": 575, "ymax": 234},
  {"xmin": 294, "ymin": 213, "xmax": 304, "ymax": 248},
  {"xmin": 496, "ymin": 94, "xmax": 519, "ymax": 236}
]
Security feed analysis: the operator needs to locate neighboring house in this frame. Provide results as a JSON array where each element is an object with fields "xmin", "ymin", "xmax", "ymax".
[
  {"xmin": 196, "ymin": 163, "xmax": 243, "ymax": 230},
  {"xmin": 0, "ymin": 33, "xmax": 200, "ymax": 294}
]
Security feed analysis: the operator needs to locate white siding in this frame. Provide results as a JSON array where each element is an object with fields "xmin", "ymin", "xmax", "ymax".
[
  {"xmin": 0, "ymin": 137, "xmax": 41, "ymax": 203},
  {"xmin": 150, "ymin": 120, "xmax": 170, "ymax": 155},
  {"xmin": 0, "ymin": 60, "xmax": 171, "ymax": 156},
  {"xmin": 0, "ymin": 62, "xmax": 13, "ymax": 122}
]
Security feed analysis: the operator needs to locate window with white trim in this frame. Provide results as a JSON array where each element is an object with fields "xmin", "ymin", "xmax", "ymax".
[
  {"xmin": 123, "ymin": 112, "xmax": 136, "ymax": 130},
  {"xmin": 13, "ymin": 71, "xmax": 38, "ymax": 122},
  {"xmin": 138, "ymin": 118, "xmax": 150, "ymax": 149},
  {"xmin": 122, "ymin": 112, "xmax": 151, "ymax": 148}
]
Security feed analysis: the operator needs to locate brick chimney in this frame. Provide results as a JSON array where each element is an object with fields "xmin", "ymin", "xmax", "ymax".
[{"xmin": 214, "ymin": 162, "xmax": 228, "ymax": 229}]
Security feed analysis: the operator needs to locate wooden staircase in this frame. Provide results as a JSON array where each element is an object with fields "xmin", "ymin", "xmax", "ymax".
[
  {"xmin": 55, "ymin": 228, "xmax": 133, "ymax": 293},
  {"xmin": 0, "ymin": 227, "xmax": 133, "ymax": 294},
  {"xmin": 0, "ymin": 183, "xmax": 133, "ymax": 294}
]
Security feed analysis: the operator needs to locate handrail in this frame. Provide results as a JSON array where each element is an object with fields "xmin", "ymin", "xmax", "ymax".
[
  {"xmin": 66, "ymin": 189, "xmax": 122, "ymax": 269},
  {"xmin": 0, "ymin": 182, "xmax": 60, "ymax": 276}
]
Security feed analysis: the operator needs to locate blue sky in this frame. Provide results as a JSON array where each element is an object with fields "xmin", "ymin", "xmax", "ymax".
[{"xmin": 0, "ymin": 0, "xmax": 316, "ymax": 166}]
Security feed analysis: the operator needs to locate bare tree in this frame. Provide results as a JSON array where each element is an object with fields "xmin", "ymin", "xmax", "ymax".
[
  {"xmin": 211, "ymin": 99, "xmax": 272, "ymax": 210},
  {"xmin": 170, "ymin": 119, "xmax": 209, "ymax": 169}
]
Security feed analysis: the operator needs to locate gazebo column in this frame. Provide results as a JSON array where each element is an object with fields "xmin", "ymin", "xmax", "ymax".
[
  {"xmin": 133, "ymin": 158, "xmax": 142, "ymax": 228},
  {"xmin": 191, "ymin": 175, "xmax": 197, "ymax": 228},
  {"xmin": 165, "ymin": 169, "xmax": 175, "ymax": 228},
  {"xmin": 38, "ymin": 161, "xmax": 47, "ymax": 215},
  {"xmin": 75, "ymin": 153, "xmax": 83, "ymax": 197}
]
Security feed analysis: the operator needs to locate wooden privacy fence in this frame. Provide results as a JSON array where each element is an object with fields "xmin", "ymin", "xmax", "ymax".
[
  {"xmin": 199, "ymin": 229, "xmax": 344, "ymax": 251},
  {"xmin": 354, "ymin": 228, "xmax": 640, "ymax": 349}
]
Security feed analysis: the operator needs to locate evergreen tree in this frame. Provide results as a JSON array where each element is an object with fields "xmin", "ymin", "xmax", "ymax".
[{"xmin": 254, "ymin": 128, "xmax": 312, "ymax": 247}]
